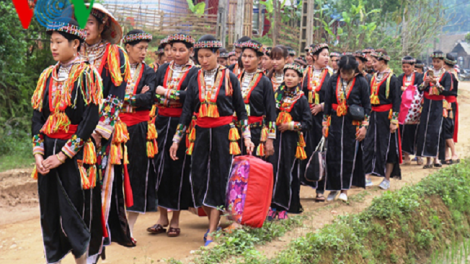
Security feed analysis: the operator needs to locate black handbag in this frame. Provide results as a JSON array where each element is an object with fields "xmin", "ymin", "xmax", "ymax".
[
  {"xmin": 348, "ymin": 104, "xmax": 365, "ymax": 121},
  {"xmin": 304, "ymin": 137, "xmax": 326, "ymax": 182}
]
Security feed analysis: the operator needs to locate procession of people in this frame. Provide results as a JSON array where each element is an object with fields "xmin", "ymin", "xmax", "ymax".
[{"xmin": 30, "ymin": 5, "xmax": 460, "ymax": 263}]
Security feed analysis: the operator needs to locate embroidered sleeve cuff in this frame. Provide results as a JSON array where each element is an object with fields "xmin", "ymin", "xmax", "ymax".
[
  {"xmin": 267, "ymin": 121, "xmax": 276, "ymax": 139},
  {"xmin": 32, "ymin": 134, "xmax": 44, "ymax": 156},
  {"xmin": 240, "ymin": 119, "xmax": 251, "ymax": 138},
  {"xmin": 126, "ymin": 95, "xmax": 137, "ymax": 107},
  {"xmin": 61, "ymin": 135, "xmax": 85, "ymax": 158},
  {"xmin": 361, "ymin": 114, "xmax": 370, "ymax": 128},
  {"xmin": 391, "ymin": 112, "xmax": 399, "ymax": 124},
  {"xmin": 435, "ymin": 82, "xmax": 444, "ymax": 92},
  {"xmin": 95, "ymin": 123, "xmax": 113, "ymax": 140},
  {"xmin": 173, "ymin": 124, "xmax": 186, "ymax": 143},
  {"xmin": 418, "ymin": 83, "xmax": 426, "ymax": 91},
  {"xmin": 322, "ymin": 115, "xmax": 331, "ymax": 127},
  {"xmin": 289, "ymin": 121, "xmax": 302, "ymax": 131},
  {"xmin": 166, "ymin": 89, "xmax": 181, "ymax": 100}
]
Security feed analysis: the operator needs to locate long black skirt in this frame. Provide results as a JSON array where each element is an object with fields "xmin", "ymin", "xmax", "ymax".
[
  {"xmin": 269, "ymin": 130, "xmax": 303, "ymax": 214},
  {"xmin": 38, "ymin": 137, "xmax": 102, "ymax": 263},
  {"xmin": 325, "ymin": 114, "xmax": 365, "ymax": 191},
  {"xmin": 127, "ymin": 121, "xmax": 157, "ymax": 213},
  {"xmin": 155, "ymin": 116, "xmax": 192, "ymax": 211},
  {"xmin": 363, "ymin": 110, "xmax": 401, "ymax": 179},
  {"xmin": 400, "ymin": 124, "xmax": 418, "ymax": 155},
  {"xmin": 416, "ymin": 98, "xmax": 444, "ymax": 157},
  {"xmin": 191, "ymin": 124, "xmax": 233, "ymax": 209},
  {"xmin": 301, "ymin": 112, "xmax": 324, "ymax": 189}
]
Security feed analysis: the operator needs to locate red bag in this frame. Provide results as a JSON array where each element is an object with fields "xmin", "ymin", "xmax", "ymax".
[{"xmin": 226, "ymin": 155, "xmax": 274, "ymax": 228}]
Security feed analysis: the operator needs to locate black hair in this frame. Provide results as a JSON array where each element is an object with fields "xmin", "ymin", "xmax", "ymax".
[
  {"xmin": 236, "ymin": 36, "xmax": 251, "ymax": 44},
  {"xmin": 90, "ymin": 10, "xmax": 109, "ymax": 37},
  {"xmin": 354, "ymin": 50, "xmax": 368, "ymax": 62},
  {"xmin": 48, "ymin": 18, "xmax": 84, "ymax": 46},
  {"xmin": 241, "ymin": 40, "xmax": 264, "ymax": 57},
  {"xmin": 125, "ymin": 29, "xmax": 151, "ymax": 46},
  {"xmin": 445, "ymin": 53, "xmax": 456, "ymax": 67},
  {"xmin": 195, "ymin": 35, "xmax": 220, "ymax": 64},
  {"xmin": 338, "ymin": 55, "xmax": 360, "ymax": 74},
  {"xmin": 312, "ymin": 46, "xmax": 328, "ymax": 63},
  {"xmin": 270, "ymin": 45, "xmax": 288, "ymax": 60},
  {"xmin": 402, "ymin": 55, "xmax": 415, "ymax": 65}
]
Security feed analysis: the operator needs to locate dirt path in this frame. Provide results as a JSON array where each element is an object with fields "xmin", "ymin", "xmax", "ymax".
[{"xmin": 1, "ymin": 83, "xmax": 470, "ymax": 264}]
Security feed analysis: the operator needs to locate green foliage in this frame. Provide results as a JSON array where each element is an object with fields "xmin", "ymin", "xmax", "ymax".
[
  {"xmin": 194, "ymin": 215, "xmax": 304, "ymax": 264},
  {"xmin": 186, "ymin": 0, "xmax": 206, "ymax": 15},
  {"xmin": 466, "ymin": 33, "xmax": 470, "ymax": 43},
  {"xmin": 263, "ymin": 160, "xmax": 470, "ymax": 263},
  {"xmin": 0, "ymin": 1, "xmax": 55, "ymax": 166}
]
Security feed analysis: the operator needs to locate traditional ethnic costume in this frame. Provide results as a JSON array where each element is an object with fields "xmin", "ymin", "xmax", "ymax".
[
  {"xmin": 269, "ymin": 64, "xmax": 312, "ymax": 214},
  {"xmin": 398, "ymin": 58, "xmax": 423, "ymax": 156},
  {"xmin": 172, "ymin": 39, "xmax": 250, "ymax": 210},
  {"xmin": 119, "ymin": 32, "xmax": 158, "ymax": 213},
  {"xmin": 154, "ymin": 33, "xmax": 199, "ymax": 211},
  {"xmin": 236, "ymin": 41, "xmax": 277, "ymax": 156},
  {"xmin": 363, "ymin": 52, "xmax": 402, "ymax": 179},
  {"xmin": 442, "ymin": 56, "xmax": 459, "ymax": 145},
  {"xmin": 32, "ymin": 21, "xmax": 103, "ymax": 264},
  {"xmin": 416, "ymin": 51, "xmax": 452, "ymax": 160},
  {"xmin": 301, "ymin": 43, "xmax": 330, "ymax": 189},
  {"xmin": 79, "ymin": 4, "xmax": 134, "ymax": 254},
  {"xmin": 323, "ymin": 74, "xmax": 371, "ymax": 191}
]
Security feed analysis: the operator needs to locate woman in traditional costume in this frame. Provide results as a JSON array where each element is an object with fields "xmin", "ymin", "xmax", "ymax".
[
  {"xmin": 237, "ymin": 40, "xmax": 276, "ymax": 156},
  {"xmin": 398, "ymin": 56, "xmax": 423, "ymax": 165},
  {"xmin": 329, "ymin": 52, "xmax": 340, "ymax": 74},
  {"xmin": 268, "ymin": 63, "xmax": 312, "ymax": 220},
  {"xmin": 416, "ymin": 50, "xmax": 452, "ymax": 168},
  {"xmin": 354, "ymin": 50, "xmax": 372, "ymax": 83},
  {"xmin": 442, "ymin": 53, "xmax": 459, "ymax": 164},
  {"xmin": 262, "ymin": 47, "xmax": 273, "ymax": 74},
  {"xmin": 362, "ymin": 47, "xmax": 375, "ymax": 74},
  {"xmin": 268, "ymin": 45, "xmax": 289, "ymax": 92},
  {"xmin": 169, "ymin": 35, "xmax": 254, "ymax": 247},
  {"xmin": 117, "ymin": 30, "xmax": 157, "ymax": 241},
  {"xmin": 32, "ymin": 18, "xmax": 102, "ymax": 264},
  {"xmin": 322, "ymin": 55, "xmax": 370, "ymax": 202},
  {"xmin": 218, "ymin": 48, "xmax": 229, "ymax": 66},
  {"xmin": 228, "ymin": 51, "xmax": 238, "ymax": 66},
  {"xmin": 80, "ymin": 3, "xmax": 135, "ymax": 255},
  {"xmin": 415, "ymin": 60, "xmax": 425, "ymax": 74},
  {"xmin": 160, "ymin": 37, "xmax": 174, "ymax": 64},
  {"xmin": 363, "ymin": 49, "xmax": 401, "ymax": 190},
  {"xmin": 146, "ymin": 33, "xmax": 199, "ymax": 237},
  {"xmin": 301, "ymin": 43, "xmax": 330, "ymax": 201}
]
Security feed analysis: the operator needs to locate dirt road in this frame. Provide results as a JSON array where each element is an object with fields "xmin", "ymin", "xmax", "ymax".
[{"xmin": 2, "ymin": 82, "xmax": 469, "ymax": 264}]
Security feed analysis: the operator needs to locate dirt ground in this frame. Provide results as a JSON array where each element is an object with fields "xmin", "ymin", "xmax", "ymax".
[{"xmin": 1, "ymin": 82, "xmax": 469, "ymax": 264}]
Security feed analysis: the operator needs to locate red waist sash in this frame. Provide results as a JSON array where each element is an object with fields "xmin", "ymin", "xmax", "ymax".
[
  {"xmin": 445, "ymin": 96, "xmax": 457, "ymax": 103},
  {"xmin": 424, "ymin": 91, "xmax": 445, "ymax": 101},
  {"xmin": 119, "ymin": 110, "xmax": 150, "ymax": 127},
  {"xmin": 371, "ymin": 104, "xmax": 392, "ymax": 112},
  {"xmin": 158, "ymin": 107, "xmax": 183, "ymax": 117},
  {"xmin": 45, "ymin": 125, "xmax": 78, "ymax": 140},
  {"xmin": 331, "ymin": 104, "xmax": 344, "ymax": 111},
  {"xmin": 197, "ymin": 116, "xmax": 232, "ymax": 128},
  {"xmin": 233, "ymin": 116, "xmax": 264, "ymax": 124}
]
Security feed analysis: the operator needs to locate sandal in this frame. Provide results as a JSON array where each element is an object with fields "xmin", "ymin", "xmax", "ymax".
[
  {"xmin": 167, "ymin": 227, "xmax": 181, "ymax": 237},
  {"xmin": 423, "ymin": 164, "xmax": 433, "ymax": 169},
  {"xmin": 315, "ymin": 194, "xmax": 326, "ymax": 202},
  {"xmin": 434, "ymin": 163, "xmax": 442, "ymax": 168},
  {"xmin": 146, "ymin": 224, "xmax": 167, "ymax": 234},
  {"xmin": 444, "ymin": 160, "xmax": 453, "ymax": 165}
]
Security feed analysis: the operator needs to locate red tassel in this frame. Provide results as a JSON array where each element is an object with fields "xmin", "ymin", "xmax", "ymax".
[
  {"xmin": 230, "ymin": 141, "xmax": 241, "ymax": 155},
  {"xmin": 101, "ymin": 212, "xmax": 108, "ymax": 238},
  {"xmin": 256, "ymin": 143, "xmax": 265, "ymax": 157},
  {"xmin": 123, "ymin": 163, "xmax": 134, "ymax": 208}
]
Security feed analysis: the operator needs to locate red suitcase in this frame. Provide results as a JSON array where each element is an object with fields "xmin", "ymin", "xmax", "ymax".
[{"xmin": 226, "ymin": 155, "xmax": 273, "ymax": 228}]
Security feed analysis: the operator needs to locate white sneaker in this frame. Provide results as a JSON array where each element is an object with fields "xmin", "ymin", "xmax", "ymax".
[
  {"xmin": 366, "ymin": 178, "xmax": 373, "ymax": 187},
  {"xmin": 338, "ymin": 193, "xmax": 348, "ymax": 202},
  {"xmin": 379, "ymin": 179, "xmax": 390, "ymax": 190},
  {"xmin": 327, "ymin": 191, "xmax": 339, "ymax": 201}
]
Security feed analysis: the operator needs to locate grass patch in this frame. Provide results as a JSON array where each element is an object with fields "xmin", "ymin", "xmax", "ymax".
[{"xmin": 257, "ymin": 160, "xmax": 470, "ymax": 264}]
